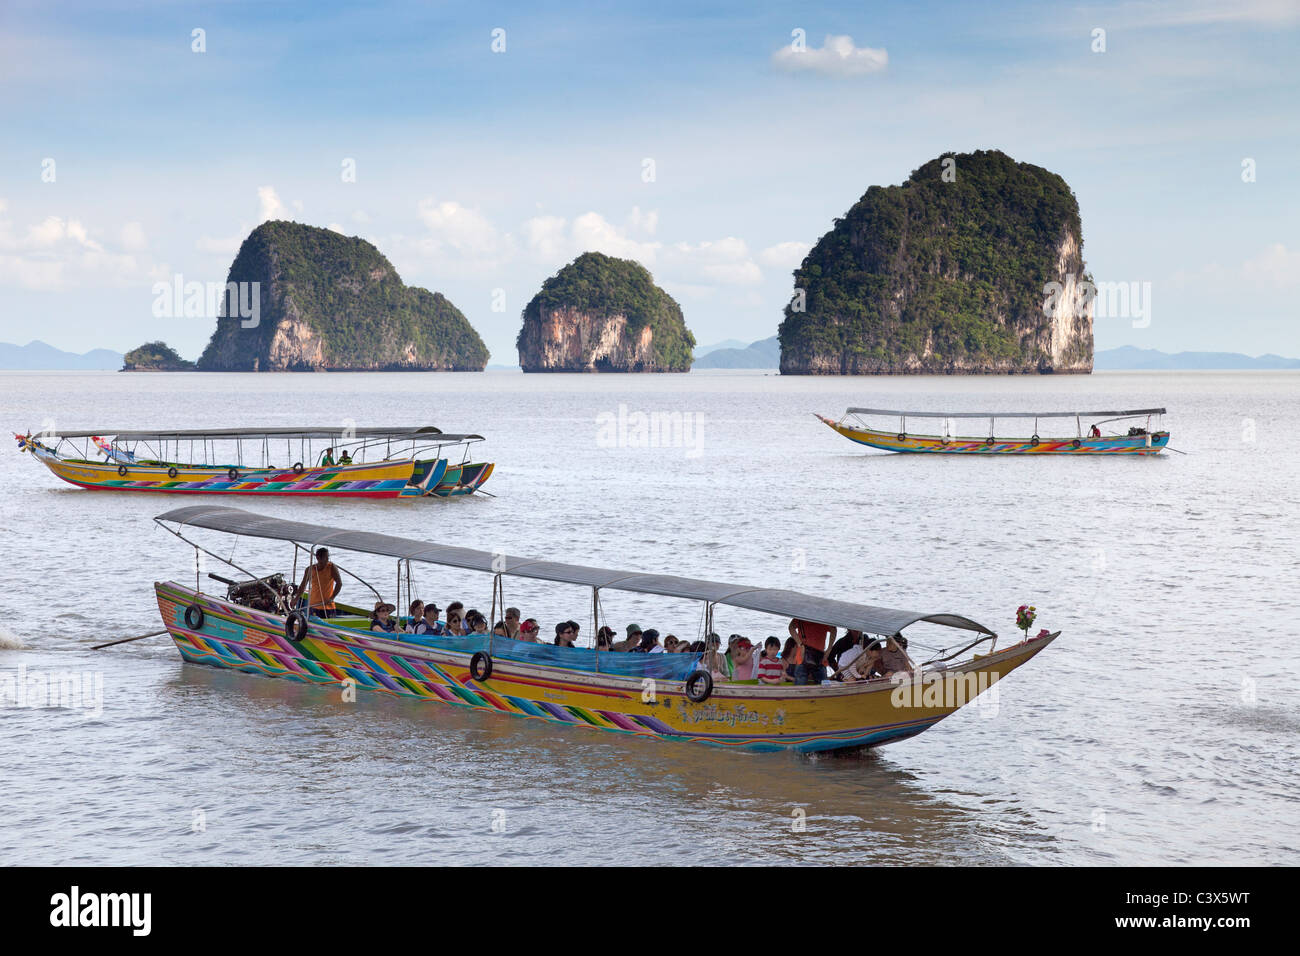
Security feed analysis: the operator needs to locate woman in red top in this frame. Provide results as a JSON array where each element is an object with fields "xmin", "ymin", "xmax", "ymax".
[{"xmin": 790, "ymin": 618, "xmax": 836, "ymax": 684}]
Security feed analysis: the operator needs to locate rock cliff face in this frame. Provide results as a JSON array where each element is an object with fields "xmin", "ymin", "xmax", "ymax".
[
  {"xmin": 197, "ymin": 221, "xmax": 488, "ymax": 371},
  {"xmin": 517, "ymin": 252, "xmax": 694, "ymax": 372},
  {"xmin": 778, "ymin": 150, "xmax": 1093, "ymax": 374}
]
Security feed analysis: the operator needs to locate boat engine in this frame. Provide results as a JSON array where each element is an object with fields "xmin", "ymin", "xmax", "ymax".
[{"xmin": 209, "ymin": 572, "xmax": 293, "ymax": 613}]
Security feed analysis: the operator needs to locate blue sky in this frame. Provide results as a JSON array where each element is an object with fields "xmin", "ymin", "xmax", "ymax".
[{"xmin": 1, "ymin": 0, "xmax": 1297, "ymax": 359}]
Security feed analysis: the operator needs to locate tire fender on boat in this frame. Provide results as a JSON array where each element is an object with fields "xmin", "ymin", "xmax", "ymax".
[
  {"xmin": 985, "ymin": 437, "xmax": 995, "ymax": 447},
  {"xmin": 227, "ymin": 467, "xmax": 239, "ymax": 481},
  {"xmin": 1072, "ymin": 439, "xmax": 1081, "ymax": 449},
  {"xmin": 285, "ymin": 610, "xmax": 309, "ymax": 642},
  {"xmin": 293, "ymin": 462, "xmax": 304, "ymax": 473},
  {"xmin": 470, "ymin": 651, "xmax": 493, "ymax": 682},
  {"xmin": 167, "ymin": 466, "xmax": 179, "ymax": 478},
  {"xmin": 1029, "ymin": 435, "xmax": 1039, "ymax": 447},
  {"xmin": 685, "ymin": 670, "xmax": 713, "ymax": 703},
  {"xmin": 897, "ymin": 433, "xmax": 907, "ymax": 442},
  {"xmin": 117, "ymin": 464, "xmax": 128, "ymax": 476},
  {"xmin": 184, "ymin": 604, "xmax": 205, "ymax": 630}
]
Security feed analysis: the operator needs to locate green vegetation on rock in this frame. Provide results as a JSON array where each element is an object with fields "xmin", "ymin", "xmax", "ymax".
[
  {"xmin": 122, "ymin": 341, "xmax": 195, "ymax": 370},
  {"xmin": 517, "ymin": 252, "xmax": 695, "ymax": 371},
  {"xmin": 197, "ymin": 221, "xmax": 488, "ymax": 371},
  {"xmin": 779, "ymin": 149, "xmax": 1092, "ymax": 374}
]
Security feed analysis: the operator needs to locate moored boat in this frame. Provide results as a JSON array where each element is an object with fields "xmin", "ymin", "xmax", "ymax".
[
  {"xmin": 15, "ymin": 426, "xmax": 494, "ymax": 498},
  {"xmin": 152, "ymin": 505, "xmax": 1059, "ymax": 753},
  {"xmin": 817, "ymin": 407, "xmax": 1170, "ymax": 455}
]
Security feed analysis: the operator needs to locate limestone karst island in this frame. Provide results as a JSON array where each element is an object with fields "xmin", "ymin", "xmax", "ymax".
[
  {"xmin": 778, "ymin": 150, "xmax": 1094, "ymax": 375},
  {"xmin": 517, "ymin": 252, "xmax": 696, "ymax": 372}
]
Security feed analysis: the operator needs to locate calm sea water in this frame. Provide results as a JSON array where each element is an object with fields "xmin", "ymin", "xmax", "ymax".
[{"xmin": 1, "ymin": 369, "xmax": 1296, "ymax": 865}]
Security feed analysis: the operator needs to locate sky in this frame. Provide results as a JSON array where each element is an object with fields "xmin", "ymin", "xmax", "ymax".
[{"xmin": 1, "ymin": 0, "xmax": 1297, "ymax": 360}]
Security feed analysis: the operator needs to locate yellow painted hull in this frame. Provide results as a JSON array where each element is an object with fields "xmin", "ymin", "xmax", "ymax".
[{"xmin": 157, "ymin": 581, "xmax": 1057, "ymax": 752}]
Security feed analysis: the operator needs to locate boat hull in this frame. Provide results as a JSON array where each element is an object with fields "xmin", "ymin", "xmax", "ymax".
[
  {"xmin": 430, "ymin": 460, "xmax": 494, "ymax": 497},
  {"xmin": 817, "ymin": 416, "xmax": 1170, "ymax": 455},
  {"xmin": 28, "ymin": 444, "xmax": 415, "ymax": 497},
  {"xmin": 155, "ymin": 581, "xmax": 1057, "ymax": 753}
]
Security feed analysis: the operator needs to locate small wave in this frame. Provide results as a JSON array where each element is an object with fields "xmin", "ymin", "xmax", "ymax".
[{"xmin": 0, "ymin": 627, "xmax": 27, "ymax": 649}]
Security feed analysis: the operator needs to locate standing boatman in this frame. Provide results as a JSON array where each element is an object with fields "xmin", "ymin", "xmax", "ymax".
[{"xmin": 297, "ymin": 547, "xmax": 342, "ymax": 618}]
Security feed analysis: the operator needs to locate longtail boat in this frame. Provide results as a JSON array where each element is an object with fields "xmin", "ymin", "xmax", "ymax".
[
  {"xmin": 152, "ymin": 506, "xmax": 1059, "ymax": 753},
  {"xmin": 816, "ymin": 407, "xmax": 1170, "ymax": 455},
  {"xmin": 15, "ymin": 427, "xmax": 494, "ymax": 499}
]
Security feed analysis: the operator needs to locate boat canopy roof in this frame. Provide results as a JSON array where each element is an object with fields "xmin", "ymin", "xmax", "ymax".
[
  {"xmin": 41, "ymin": 426, "xmax": 484, "ymax": 441},
  {"xmin": 155, "ymin": 506, "xmax": 995, "ymax": 638},
  {"xmin": 846, "ymin": 407, "xmax": 1165, "ymax": 419}
]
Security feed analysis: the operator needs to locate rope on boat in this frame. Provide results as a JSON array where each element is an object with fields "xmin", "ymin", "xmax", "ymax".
[{"xmin": 93, "ymin": 629, "xmax": 168, "ymax": 650}]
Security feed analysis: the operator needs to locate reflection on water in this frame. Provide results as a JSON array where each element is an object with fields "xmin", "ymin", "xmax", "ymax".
[{"xmin": 1, "ymin": 369, "xmax": 1297, "ymax": 864}]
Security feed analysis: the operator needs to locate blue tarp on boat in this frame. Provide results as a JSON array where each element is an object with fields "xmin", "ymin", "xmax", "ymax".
[{"xmin": 396, "ymin": 632, "xmax": 703, "ymax": 679}]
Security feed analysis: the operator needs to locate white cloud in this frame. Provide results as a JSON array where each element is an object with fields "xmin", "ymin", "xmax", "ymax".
[
  {"xmin": 664, "ymin": 237, "xmax": 763, "ymax": 285},
  {"xmin": 772, "ymin": 34, "xmax": 888, "ymax": 77},
  {"xmin": 0, "ymin": 212, "xmax": 160, "ymax": 291},
  {"xmin": 327, "ymin": 222, "xmax": 347, "ymax": 234},
  {"xmin": 521, "ymin": 214, "xmax": 569, "ymax": 260},
  {"xmin": 120, "ymin": 221, "xmax": 147, "ymax": 251},
  {"xmin": 1105, "ymin": 0, "xmax": 1300, "ymax": 29},
  {"xmin": 416, "ymin": 198, "xmax": 509, "ymax": 258},
  {"xmin": 571, "ymin": 211, "xmax": 660, "ymax": 262},
  {"xmin": 196, "ymin": 233, "xmax": 243, "ymax": 255},
  {"xmin": 258, "ymin": 185, "xmax": 290, "ymax": 222},
  {"xmin": 1241, "ymin": 243, "xmax": 1300, "ymax": 287},
  {"xmin": 758, "ymin": 241, "xmax": 811, "ymax": 269}
]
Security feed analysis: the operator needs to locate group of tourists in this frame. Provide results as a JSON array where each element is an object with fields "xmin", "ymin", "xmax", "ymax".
[{"xmin": 298, "ymin": 548, "xmax": 918, "ymax": 685}]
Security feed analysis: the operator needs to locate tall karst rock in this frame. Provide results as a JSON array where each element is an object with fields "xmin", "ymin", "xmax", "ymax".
[{"xmin": 779, "ymin": 150, "xmax": 1094, "ymax": 374}]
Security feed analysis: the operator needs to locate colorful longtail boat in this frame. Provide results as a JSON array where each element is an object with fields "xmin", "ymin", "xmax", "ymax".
[
  {"xmin": 817, "ymin": 407, "xmax": 1170, "ymax": 455},
  {"xmin": 152, "ymin": 506, "xmax": 1059, "ymax": 753},
  {"xmin": 15, "ymin": 426, "xmax": 494, "ymax": 498}
]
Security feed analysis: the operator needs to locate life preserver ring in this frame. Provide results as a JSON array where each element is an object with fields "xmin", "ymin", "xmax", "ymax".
[
  {"xmin": 117, "ymin": 464, "xmax": 128, "ymax": 476},
  {"xmin": 293, "ymin": 462, "xmax": 304, "ymax": 474},
  {"xmin": 685, "ymin": 670, "xmax": 713, "ymax": 703},
  {"xmin": 184, "ymin": 604, "xmax": 205, "ymax": 630},
  {"xmin": 1029, "ymin": 435, "xmax": 1039, "ymax": 447},
  {"xmin": 1072, "ymin": 439, "xmax": 1081, "ymax": 449},
  {"xmin": 939, "ymin": 437, "xmax": 950, "ymax": 446},
  {"xmin": 984, "ymin": 436, "xmax": 995, "ymax": 447},
  {"xmin": 469, "ymin": 651, "xmax": 493, "ymax": 681},
  {"xmin": 897, "ymin": 433, "xmax": 907, "ymax": 442},
  {"xmin": 167, "ymin": 466, "xmax": 179, "ymax": 478},
  {"xmin": 227, "ymin": 467, "xmax": 239, "ymax": 481},
  {"xmin": 285, "ymin": 610, "xmax": 309, "ymax": 642}
]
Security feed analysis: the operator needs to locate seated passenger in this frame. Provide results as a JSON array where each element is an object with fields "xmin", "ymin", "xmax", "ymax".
[
  {"xmin": 518, "ymin": 618, "xmax": 540, "ymax": 642},
  {"xmin": 465, "ymin": 610, "xmax": 488, "ymax": 634},
  {"xmin": 757, "ymin": 637, "xmax": 784, "ymax": 684},
  {"xmin": 614, "ymin": 623, "xmax": 642, "ymax": 652},
  {"xmin": 404, "ymin": 600, "xmax": 425, "ymax": 633},
  {"xmin": 445, "ymin": 602, "xmax": 465, "ymax": 635},
  {"xmin": 321, "ymin": 447, "xmax": 336, "ymax": 467},
  {"xmin": 595, "ymin": 625, "xmax": 616, "ymax": 651},
  {"xmin": 339, "ymin": 450, "xmax": 353, "ymax": 464},
  {"xmin": 554, "ymin": 621, "xmax": 578, "ymax": 648},
  {"xmin": 415, "ymin": 602, "xmax": 443, "ymax": 635},
  {"xmin": 840, "ymin": 641, "xmax": 885, "ymax": 682},
  {"xmin": 879, "ymin": 634, "xmax": 915, "ymax": 677},
  {"xmin": 504, "ymin": 607, "xmax": 521, "ymax": 638},
  {"xmin": 640, "ymin": 628, "xmax": 663, "ymax": 653},
  {"xmin": 663, "ymin": 634, "xmax": 679, "ymax": 652},
  {"xmin": 1089, "ymin": 424, "xmax": 1101, "ymax": 438},
  {"xmin": 833, "ymin": 632, "xmax": 868, "ymax": 677},
  {"xmin": 370, "ymin": 601, "xmax": 397, "ymax": 633},
  {"xmin": 727, "ymin": 636, "xmax": 757, "ymax": 680},
  {"xmin": 492, "ymin": 620, "xmax": 508, "ymax": 637},
  {"xmin": 780, "ymin": 637, "xmax": 800, "ymax": 683},
  {"xmin": 827, "ymin": 629, "xmax": 863, "ymax": 671},
  {"xmin": 702, "ymin": 633, "xmax": 730, "ymax": 681}
]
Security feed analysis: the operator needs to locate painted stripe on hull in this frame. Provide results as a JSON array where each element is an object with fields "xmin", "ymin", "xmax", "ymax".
[{"xmin": 156, "ymin": 582, "xmax": 1053, "ymax": 753}]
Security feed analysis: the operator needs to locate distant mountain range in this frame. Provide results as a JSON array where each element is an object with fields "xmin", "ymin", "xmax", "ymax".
[
  {"xmin": 690, "ymin": 338, "xmax": 1300, "ymax": 371},
  {"xmin": 6, "ymin": 337, "xmax": 1297, "ymax": 372},
  {"xmin": 692, "ymin": 335, "xmax": 780, "ymax": 369},
  {"xmin": 0, "ymin": 340, "xmax": 124, "ymax": 370},
  {"xmin": 1093, "ymin": 346, "xmax": 1300, "ymax": 370}
]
